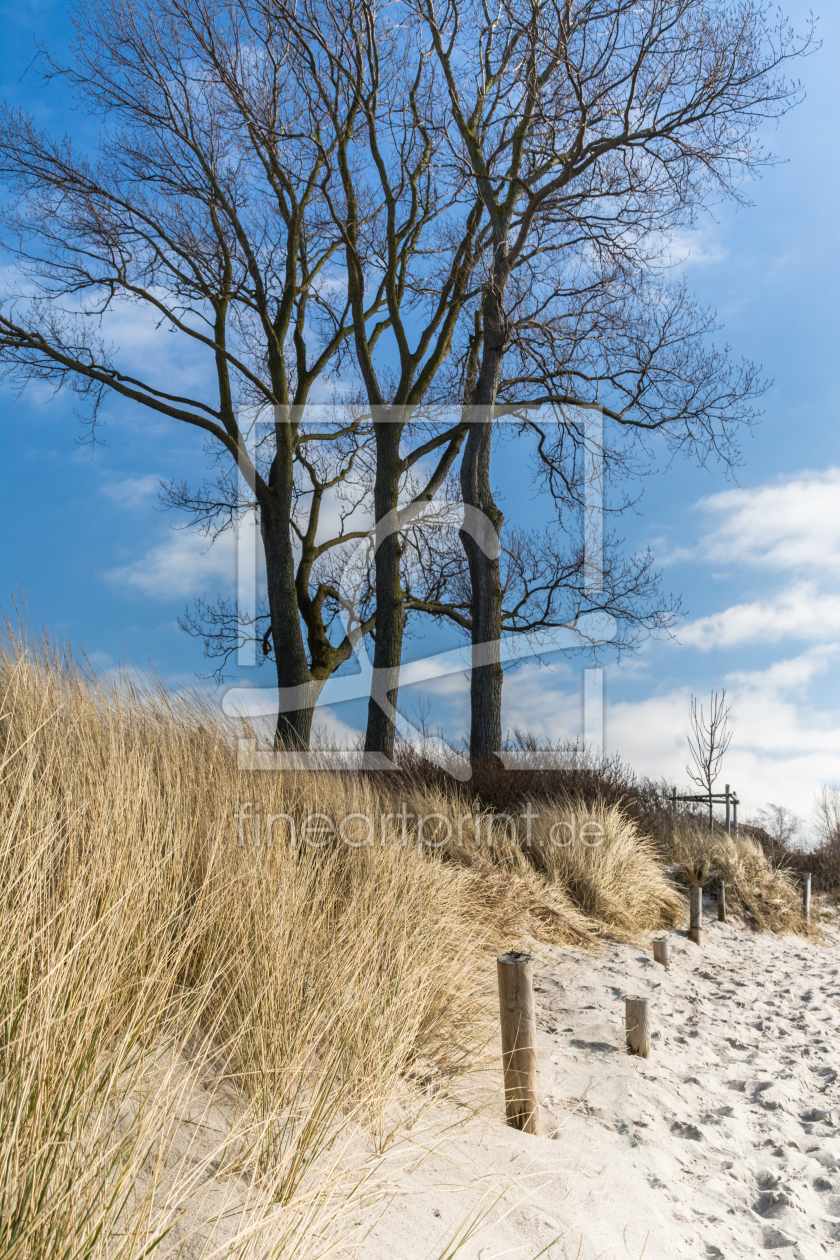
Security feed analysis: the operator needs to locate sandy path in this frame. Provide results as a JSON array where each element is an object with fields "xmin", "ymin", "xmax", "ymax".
[{"xmin": 351, "ymin": 905, "xmax": 840, "ymax": 1260}]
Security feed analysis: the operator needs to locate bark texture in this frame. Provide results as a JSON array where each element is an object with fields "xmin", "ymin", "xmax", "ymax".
[
  {"xmin": 460, "ymin": 281, "xmax": 506, "ymax": 765},
  {"xmin": 261, "ymin": 432, "xmax": 316, "ymax": 750},
  {"xmin": 364, "ymin": 419, "xmax": 404, "ymax": 760}
]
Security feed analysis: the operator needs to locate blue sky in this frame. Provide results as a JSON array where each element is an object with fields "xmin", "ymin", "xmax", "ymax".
[{"xmin": 2, "ymin": 1, "xmax": 839, "ymax": 835}]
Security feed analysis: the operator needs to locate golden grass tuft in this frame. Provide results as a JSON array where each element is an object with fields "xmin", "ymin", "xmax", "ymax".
[
  {"xmin": 528, "ymin": 799, "xmax": 685, "ymax": 937},
  {"xmin": 385, "ymin": 777, "xmax": 685, "ymax": 943},
  {"xmin": 0, "ymin": 628, "xmax": 494, "ymax": 1257},
  {"xmin": 664, "ymin": 823, "xmax": 808, "ymax": 933}
]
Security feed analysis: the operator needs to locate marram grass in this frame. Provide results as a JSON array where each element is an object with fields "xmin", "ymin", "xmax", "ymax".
[{"xmin": 0, "ymin": 623, "xmax": 805, "ymax": 1257}]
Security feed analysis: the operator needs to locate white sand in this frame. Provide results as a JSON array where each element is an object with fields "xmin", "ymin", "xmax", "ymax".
[{"xmin": 347, "ymin": 902, "xmax": 840, "ymax": 1260}]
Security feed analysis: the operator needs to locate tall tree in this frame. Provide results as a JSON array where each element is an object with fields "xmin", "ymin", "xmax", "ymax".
[
  {"xmin": 2, "ymin": 0, "xmax": 811, "ymax": 768},
  {"xmin": 413, "ymin": 0, "xmax": 810, "ymax": 765},
  {"xmin": 275, "ymin": 0, "xmax": 486, "ymax": 758},
  {"xmin": 274, "ymin": 0, "xmax": 671, "ymax": 760},
  {"xmin": 0, "ymin": 0, "xmax": 391, "ymax": 748}
]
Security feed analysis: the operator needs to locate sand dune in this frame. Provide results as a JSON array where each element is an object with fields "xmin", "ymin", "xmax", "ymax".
[{"xmin": 351, "ymin": 903, "xmax": 840, "ymax": 1259}]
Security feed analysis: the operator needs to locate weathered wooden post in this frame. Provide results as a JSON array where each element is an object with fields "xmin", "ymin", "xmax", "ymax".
[
  {"xmin": 724, "ymin": 785, "xmax": 731, "ymax": 835},
  {"xmin": 717, "ymin": 879, "xmax": 726, "ymax": 922},
  {"xmin": 671, "ymin": 785, "xmax": 677, "ymax": 835},
  {"xmin": 803, "ymin": 872, "xmax": 811, "ymax": 926},
  {"xmin": 689, "ymin": 886, "xmax": 703, "ymax": 946},
  {"xmin": 653, "ymin": 939, "xmax": 670, "ymax": 967},
  {"xmin": 496, "ymin": 952, "xmax": 542, "ymax": 1135},
  {"xmin": 732, "ymin": 794, "xmax": 739, "ymax": 839},
  {"xmin": 625, "ymin": 996, "xmax": 651, "ymax": 1057}
]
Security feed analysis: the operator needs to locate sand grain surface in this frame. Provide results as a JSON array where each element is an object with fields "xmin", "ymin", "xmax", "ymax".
[{"xmin": 350, "ymin": 905, "xmax": 840, "ymax": 1260}]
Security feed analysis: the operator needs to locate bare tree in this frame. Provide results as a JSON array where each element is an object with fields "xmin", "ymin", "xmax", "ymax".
[
  {"xmin": 167, "ymin": 409, "xmax": 380, "ymax": 686},
  {"xmin": 263, "ymin": 0, "xmax": 806, "ymax": 765},
  {"xmin": 410, "ymin": 0, "xmax": 811, "ymax": 765},
  {"xmin": 687, "ymin": 689, "xmax": 733, "ymax": 828},
  {"xmin": 399, "ymin": 486, "xmax": 678, "ymax": 652},
  {"xmin": 0, "ymin": 0, "xmax": 813, "ymax": 768},
  {"xmin": 754, "ymin": 803, "xmax": 802, "ymax": 849},
  {"xmin": 0, "ymin": 0, "xmax": 399, "ymax": 748},
  {"xmin": 269, "ymin": 0, "xmax": 485, "ymax": 758},
  {"xmin": 813, "ymin": 785, "xmax": 840, "ymax": 846}
]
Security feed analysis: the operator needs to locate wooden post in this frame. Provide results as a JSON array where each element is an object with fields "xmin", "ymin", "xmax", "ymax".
[
  {"xmin": 733, "ymin": 795, "xmax": 738, "ymax": 839},
  {"xmin": 671, "ymin": 785, "xmax": 677, "ymax": 835},
  {"xmin": 803, "ymin": 872, "xmax": 811, "ymax": 926},
  {"xmin": 717, "ymin": 879, "xmax": 726, "ymax": 922},
  {"xmin": 653, "ymin": 939, "xmax": 670, "ymax": 967},
  {"xmin": 689, "ymin": 886, "xmax": 703, "ymax": 946},
  {"xmin": 625, "ymin": 996, "xmax": 651, "ymax": 1057},
  {"xmin": 725, "ymin": 785, "xmax": 731, "ymax": 835},
  {"xmin": 496, "ymin": 953, "xmax": 542, "ymax": 1135}
]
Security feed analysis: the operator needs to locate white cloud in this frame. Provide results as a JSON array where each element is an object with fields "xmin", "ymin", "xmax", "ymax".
[
  {"xmin": 94, "ymin": 292, "xmax": 215, "ymax": 399},
  {"xmin": 106, "ymin": 527, "xmax": 236, "ymax": 599},
  {"xmin": 85, "ymin": 650, "xmax": 115, "ymax": 669},
  {"xmin": 311, "ymin": 706, "xmax": 363, "ymax": 746},
  {"xmin": 497, "ymin": 660, "xmax": 585, "ymax": 743},
  {"xmin": 692, "ymin": 468, "xmax": 840, "ymax": 574},
  {"xmin": 663, "ymin": 224, "xmax": 729, "ymax": 269},
  {"xmin": 679, "ymin": 581, "xmax": 840, "ymax": 649},
  {"xmin": 723, "ymin": 648, "xmax": 840, "ymax": 757},
  {"xmin": 653, "ymin": 469, "xmax": 840, "ymax": 652},
  {"xmin": 102, "ymin": 474, "xmax": 162, "ymax": 508}
]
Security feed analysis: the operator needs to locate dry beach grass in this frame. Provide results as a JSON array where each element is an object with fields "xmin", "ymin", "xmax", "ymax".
[
  {"xmin": 0, "ymin": 624, "xmax": 817, "ymax": 1258},
  {"xmin": 0, "ymin": 629, "xmax": 496, "ymax": 1257},
  {"xmin": 665, "ymin": 822, "xmax": 808, "ymax": 934}
]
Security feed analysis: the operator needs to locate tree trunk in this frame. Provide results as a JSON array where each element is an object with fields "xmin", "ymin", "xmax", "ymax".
[
  {"xmin": 261, "ymin": 420, "xmax": 317, "ymax": 750},
  {"xmin": 460, "ymin": 420, "xmax": 504, "ymax": 764},
  {"xmin": 461, "ymin": 280, "xmax": 506, "ymax": 767},
  {"xmin": 364, "ymin": 417, "xmax": 404, "ymax": 759}
]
